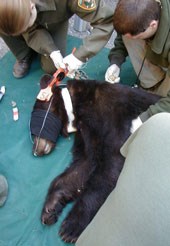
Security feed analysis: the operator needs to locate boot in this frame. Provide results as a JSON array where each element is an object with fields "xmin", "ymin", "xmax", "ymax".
[
  {"xmin": 0, "ymin": 175, "xmax": 8, "ymax": 207},
  {"xmin": 13, "ymin": 55, "xmax": 33, "ymax": 78}
]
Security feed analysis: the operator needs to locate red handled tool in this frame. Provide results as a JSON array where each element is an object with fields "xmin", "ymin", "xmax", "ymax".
[
  {"xmin": 48, "ymin": 67, "xmax": 68, "ymax": 88},
  {"xmin": 37, "ymin": 48, "xmax": 76, "ymax": 101},
  {"xmin": 37, "ymin": 67, "xmax": 68, "ymax": 101}
]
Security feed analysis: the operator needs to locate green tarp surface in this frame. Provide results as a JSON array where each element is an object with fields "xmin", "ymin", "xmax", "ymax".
[{"xmin": 0, "ymin": 36, "xmax": 135, "ymax": 246}]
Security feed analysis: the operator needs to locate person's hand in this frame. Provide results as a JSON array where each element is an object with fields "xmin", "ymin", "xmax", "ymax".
[
  {"xmin": 105, "ymin": 64, "xmax": 120, "ymax": 83},
  {"xmin": 130, "ymin": 117, "xmax": 143, "ymax": 133},
  {"xmin": 63, "ymin": 54, "xmax": 84, "ymax": 78},
  {"xmin": 50, "ymin": 50, "xmax": 65, "ymax": 69}
]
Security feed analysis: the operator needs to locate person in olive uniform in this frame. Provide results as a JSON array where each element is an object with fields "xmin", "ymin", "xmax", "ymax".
[
  {"xmin": 0, "ymin": 0, "xmax": 114, "ymax": 78},
  {"xmin": 104, "ymin": 0, "xmax": 170, "ymax": 125},
  {"xmin": 105, "ymin": 0, "xmax": 170, "ymax": 97}
]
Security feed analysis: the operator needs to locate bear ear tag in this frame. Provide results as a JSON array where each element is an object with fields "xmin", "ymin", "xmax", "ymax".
[{"xmin": 37, "ymin": 74, "xmax": 53, "ymax": 101}]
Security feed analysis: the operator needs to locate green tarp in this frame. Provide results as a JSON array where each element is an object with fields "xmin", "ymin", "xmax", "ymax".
[{"xmin": 0, "ymin": 36, "xmax": 135, "ymax": 246}]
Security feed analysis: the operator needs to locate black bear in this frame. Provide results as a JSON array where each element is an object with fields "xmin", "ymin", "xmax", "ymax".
[{"xmin": 40, "ymin": 79, "xmax": 160, "ymax": 243}]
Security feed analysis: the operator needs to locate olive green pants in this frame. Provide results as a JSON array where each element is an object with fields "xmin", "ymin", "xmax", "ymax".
[
  {"xmin": 1, "ymin": 21, "xmax": 68, "ymax": 75},
  {"xmin": 77, "ymin": 113, "xmax": 170, "ymax": 246}
]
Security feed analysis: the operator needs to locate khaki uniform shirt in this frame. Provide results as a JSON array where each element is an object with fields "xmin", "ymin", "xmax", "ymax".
[{"xmin": 22, "ymin": 0, "xmax": 114, "ymax": 62}]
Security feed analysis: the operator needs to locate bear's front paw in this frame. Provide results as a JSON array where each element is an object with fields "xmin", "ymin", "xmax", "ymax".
[
  {"xmin": 41, "ymin": 200, "xmax": 63, "ymax": 225},
  {"xmin": 41, "ymin": 209, "xmax": 58, "ymax": 225}
]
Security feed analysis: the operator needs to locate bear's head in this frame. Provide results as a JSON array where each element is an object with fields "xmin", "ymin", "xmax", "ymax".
[{"xmin": 30, "ymin": 74, "xmax": 69, "ymax": 156}]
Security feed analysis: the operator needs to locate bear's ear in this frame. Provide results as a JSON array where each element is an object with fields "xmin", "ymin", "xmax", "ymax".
[{"xmin": 39, "ymin": 74, "xmax": 52, "ymax": 89}]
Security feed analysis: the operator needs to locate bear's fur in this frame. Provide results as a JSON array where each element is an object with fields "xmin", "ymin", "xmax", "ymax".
[{"xmin": 41, "ymin": 79, "xmax": 160, "ymax": 243}]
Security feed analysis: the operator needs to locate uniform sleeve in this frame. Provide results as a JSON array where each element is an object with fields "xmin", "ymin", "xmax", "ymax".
[
  {"xmin": 108, "ymin": 34, "xmax": 128, "ymax": 67},
  {"xmin": 140, "ymin": 84, "xmax": 170, "ymax": 122},
  {"xmin": 139, "ymin": 45, "xmax": 170, "ymax": 122},
  {"xmin": 22, "ymin": 24, "xmax": 58, "ymax": 56},
  {"xmin": 69, "ymin": 0, "xmax": 114, "ymax": 62}
]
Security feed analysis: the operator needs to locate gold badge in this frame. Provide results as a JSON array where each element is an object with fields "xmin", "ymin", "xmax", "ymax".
[{"xmin": 78, "ymin": 0, "xmax": 96, "ymax": 10}]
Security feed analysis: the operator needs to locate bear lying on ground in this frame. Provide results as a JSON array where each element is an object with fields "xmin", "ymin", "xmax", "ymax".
[{"xmin": 40, "ymin": 79, "xmax": 160, "ymax": 243}]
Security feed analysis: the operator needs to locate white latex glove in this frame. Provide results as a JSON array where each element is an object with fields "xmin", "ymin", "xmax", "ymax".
[
  {"xmin": 50, "ymin": 50, "xmax": 65, "ymax": 69},
  {"xmin": 63, "ymin": 54, "xmax": 84, "ymax": 78},
  {"xmin": 130, "ymin": 117, "xmax": 143, "ymax": 134},
  {"xmin": 105, "ymin": 64, "xmax": 120, "ymax": 83}
]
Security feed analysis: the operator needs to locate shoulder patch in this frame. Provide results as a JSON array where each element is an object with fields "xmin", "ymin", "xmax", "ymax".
[{"xmin": 78, "ymin": 0, "xmax": 96, "ymax": 11}]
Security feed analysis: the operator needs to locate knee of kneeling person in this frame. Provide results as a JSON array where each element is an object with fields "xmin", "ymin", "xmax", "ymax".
[{"xmin": 40, "ymin": 55, "xmax": 56, "ymax": 75}]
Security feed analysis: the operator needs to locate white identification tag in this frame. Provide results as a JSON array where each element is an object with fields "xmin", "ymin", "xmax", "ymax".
[{"xmin": 37, "ymin": 87, "xmax": 53, "ymax": 101}]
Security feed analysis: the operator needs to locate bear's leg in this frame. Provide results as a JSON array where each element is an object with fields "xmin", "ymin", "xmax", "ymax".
[
  {"xmin": 59, "ymin": 168, "xmax": 119, "ymax": 243},
  {"xmin": 41, "ymin": 156, "xmax": 94, "ymax": 225}
]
